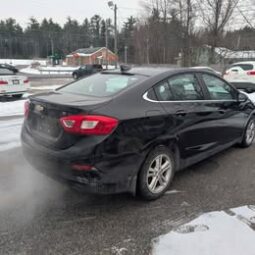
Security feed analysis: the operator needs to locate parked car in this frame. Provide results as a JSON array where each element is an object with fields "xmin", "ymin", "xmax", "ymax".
[
  {"xmin": 21, "ymin": 67, "xmax": 255, "ymax": 200},
  {"xmin": 0, "ymin": 67, "xmax": 30, "ymax": 98},
  {"xmin": 223, "ymin": 61, "xmax": 255, "ymax": 84},
  {"xmin": 191, "ymin": 66, "xmax": 222, "ymax": 76},
  {"xmin": 72, "ymin": 64, "xmax": 103, "ymax": 79},
  {"xmin": 0, "ymin": 63, "xmax": 19, "ymax": 74}
]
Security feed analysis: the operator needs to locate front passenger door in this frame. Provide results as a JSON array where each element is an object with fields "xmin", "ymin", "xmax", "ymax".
[
  {"xmin": 201, "ymin": 73, "xmax": 247, "ymax": 144},
  {"xmin": 155, "ymin": 73, "xmax": 221, "ymax": 161}
]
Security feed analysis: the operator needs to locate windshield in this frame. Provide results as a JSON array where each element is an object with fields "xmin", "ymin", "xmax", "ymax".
[{"xmin": 58, "ymin": 73, "xmax": 145, "ymax": 97}]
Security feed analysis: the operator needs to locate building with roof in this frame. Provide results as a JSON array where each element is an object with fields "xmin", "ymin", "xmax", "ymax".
[
  {"xmin": 66, "ymin": 47, "xmax": 118, "ymax": 66},
  {"xmin": 195, "ymin": 45, "xmax": 255, "ymax": 66}
]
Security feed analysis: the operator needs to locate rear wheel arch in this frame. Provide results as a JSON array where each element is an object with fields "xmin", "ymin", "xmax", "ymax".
[
  {"xmin": 136, "ymin": 144, "xmax": 177, "ymax": 200},
  {"xmin": 132, "ymin": 139, "xmax": 180, "ymax": 197}
]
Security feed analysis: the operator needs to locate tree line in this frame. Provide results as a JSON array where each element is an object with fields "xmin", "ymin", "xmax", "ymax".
[{"xmin": 0, "ymin": 0, "xmax": 254, "ymax": 66}]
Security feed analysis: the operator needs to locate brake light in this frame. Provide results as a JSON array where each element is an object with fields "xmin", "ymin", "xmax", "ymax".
[
  {"xmin": 247, "ymin": 71, "xmax": 255, "ymax": 75},
  {"xmin": 0, "ymin": 80, "xmax": 8, "ymax": 85},
  {"xmin": 24, "ymin": 101, "xmax": 30, "ymax": 118},
  {"xmin": 71, "ymin": 164, "xmax": 94, "ymax": 171},
  {"xmin": 60, "ymin": 115, "xmax": 119, "ymax": 135},
  {"xmin": 24, "ymin": 79, "xmax": 29, "ymax": 83}
]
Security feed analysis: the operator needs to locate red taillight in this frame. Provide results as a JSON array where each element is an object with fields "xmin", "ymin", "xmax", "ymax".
[
  {"xmin": 72, "ymin": 164, "xmax": 94, "ymax": 171},
  {"xmin": 24, "ymin": 101, "xmax": 30, "ymax": 118},
  {"xmin": 0, "ymin": 80, "xmax": 8, "ymax": 85},
  {"xmin": 247, "ymin": 71, "xmax": 255, "ymax": 75},
  {"xmin": 24, "ymin": 79, "xmax": 29, "ymax": 83},
  {"xmin": 59, "ymin": 115, "xmax": 119, "ymax": 135}
]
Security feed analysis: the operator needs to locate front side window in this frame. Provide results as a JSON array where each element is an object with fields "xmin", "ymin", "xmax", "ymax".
[
  {"xmin": 202, "ymin": 74, "xmax": 236, "ymax": 100},
  {"xmin": 168, "ymin": 74, "xmax": 203, "ymax": 101},
  {"xmin": 58, "ymin": 73, "xmax": 145, "ymax": 97}
]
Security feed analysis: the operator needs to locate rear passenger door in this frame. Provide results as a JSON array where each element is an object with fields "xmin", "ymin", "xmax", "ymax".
[
  {"xmin": 154, "ymin": 73, "xmax": 222, "ymax": 161},
  {"xmin": 200, "ymin": 73, "xmax": 246, "ymax": 144}
]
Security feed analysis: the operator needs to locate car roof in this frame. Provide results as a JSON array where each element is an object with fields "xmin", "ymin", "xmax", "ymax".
[{"xmin": 230, "ymin": 61, "xmax": 255, "ymax": 65}]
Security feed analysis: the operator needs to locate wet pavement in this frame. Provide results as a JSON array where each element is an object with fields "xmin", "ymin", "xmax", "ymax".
[
  {"xmin": 1, "ymin": 139, "xmax": 255, "ymax": 254},
  {"xmin": 1, "ymin": 78, "xmax": 255, "ymax": 254}
]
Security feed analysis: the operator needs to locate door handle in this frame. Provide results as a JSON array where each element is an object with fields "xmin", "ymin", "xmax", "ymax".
[{"xmin": 175, "ymin": 110, "xmax": 187, "ymax": 117}]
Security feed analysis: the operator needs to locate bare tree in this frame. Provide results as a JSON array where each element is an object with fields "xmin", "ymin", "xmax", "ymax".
[{"xmin": 198, "ymin": 0, "xmax": 239, "ymax": 63}]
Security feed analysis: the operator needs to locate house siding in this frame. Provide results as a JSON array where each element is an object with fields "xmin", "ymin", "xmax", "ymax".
[{"xmin": 66, "ymin": 48, "xmax": 118, "ymax": 66}]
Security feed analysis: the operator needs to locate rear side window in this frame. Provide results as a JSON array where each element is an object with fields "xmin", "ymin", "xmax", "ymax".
[
  {"xmin": 202, "ymin": 74, "xmax": 236, "ymax": 100},
  {"xmin": 154, "ymin": 80, "xmax": 173, "ymax": 101},
  {"xmin": 231, "ymin": 64, "xmax": 253, "ymax": 71},
  {"xmin": 58, "ymin": 73, "xmax": 145, "ymax": 97},
  {"xmin": 168, "ymin": 74, "xmax": 203, "ymax": 100}
]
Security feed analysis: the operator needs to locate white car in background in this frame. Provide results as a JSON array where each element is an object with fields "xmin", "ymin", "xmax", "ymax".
[
  {"xmin": 0, "ymin": 67, "xmax": 30, "ymax": 98},
  {"xmin": 223, "ymin": 61, "xmax": 255, "ymax": 83}
]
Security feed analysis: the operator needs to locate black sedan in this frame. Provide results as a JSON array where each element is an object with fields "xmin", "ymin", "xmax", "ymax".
[
  {"xmin": 72, "ymin": 64, "xmax": 103, "ymax": 79},
  {"xmin": 21, "ymin": 67, "xmax": 255, "ymax": 200}
]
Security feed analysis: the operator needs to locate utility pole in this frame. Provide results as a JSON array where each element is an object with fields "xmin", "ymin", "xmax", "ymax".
[
  {"xmin": 114, "ymin": 4, "xmax": 118, "ymax": 68},
  {"xmin": 108, "ymin": 1, "xmax": 118, "ymax": 69},
  {"xmin": 124, "ymin": 46, "xmax": 128, "ymax": 64},
  {"xmin": 105, "ymin": 20, "xmax": 109, "ymax": 69}
]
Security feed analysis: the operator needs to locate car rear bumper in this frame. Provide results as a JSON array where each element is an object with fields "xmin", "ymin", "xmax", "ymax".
[
  {"xmin": 0, "ymin": 90, "xmax": 28, "ymax": 96},
  {"xmin": 21, "ymin": 135, "xmax": 142, "ymax": 195}
]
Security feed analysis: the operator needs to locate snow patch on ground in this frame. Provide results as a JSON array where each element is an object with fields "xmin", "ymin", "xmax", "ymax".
[
  {"xmin": 152, "ymin": 205, "xmax": 255, "ymax": 255},
  {"xmin": 0, "ymin": 118, "xmax": 23, "ymax": 151},
  {"xmin": 20, "ymin": 66, "xmax": 77, "ymax": 75},
  {"xmin": 0, "ymin": 100, "xmax": 25, "ymax": 117},
  {"xmin": 31, "ymin": 85, "xmax": 62, "ymax": 91},
  {"xmin": 0, "ymin": 59, "xmax": 46, "ymax": 66},
  {"xmin": 165, "ymin": 190, "xmax": 182, "ymax": 195}
]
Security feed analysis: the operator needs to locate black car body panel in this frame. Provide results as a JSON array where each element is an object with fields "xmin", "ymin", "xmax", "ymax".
[{"xmin": 21, "ymin": 68, "xmax": 255, "ymax": 195}]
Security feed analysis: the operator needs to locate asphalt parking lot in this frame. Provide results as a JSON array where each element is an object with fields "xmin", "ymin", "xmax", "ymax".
[
  {"xmin": 1, "ymin": 133, "xmax": 255, "ymax": 254},
  {"xmin": 1, "ymin": 77, "xmax": 255, "ymax": 254}
]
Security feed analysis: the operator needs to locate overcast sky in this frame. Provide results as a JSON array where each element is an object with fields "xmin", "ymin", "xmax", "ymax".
[{"xmin": 3, "ymin": 0, "xmax": 143, "ymax": 27}]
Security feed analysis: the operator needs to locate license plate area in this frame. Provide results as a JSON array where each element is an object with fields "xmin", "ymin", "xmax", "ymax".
[
  {"xmin": 12, "ymin": 80, "xmax": 20, "ymax": 85},
  {"xmin": 31, "ymin": 113, "xmax": 61, "ymax": 137}
]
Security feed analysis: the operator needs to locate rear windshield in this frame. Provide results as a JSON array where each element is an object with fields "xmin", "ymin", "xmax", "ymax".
[
  {"xmin": 58, "ymin": 73, "xmax": 145, "ymax": 97},
  {"xmin": 0, "ymin": 68, "xmax": 15, "ymax": 75},
  {"xmin": 230, "ymin": 64, "xmax": 254, "ymax": 71}
]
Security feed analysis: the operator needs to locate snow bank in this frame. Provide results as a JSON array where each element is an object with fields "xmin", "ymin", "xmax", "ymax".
[
  {"xmin": 20, "ymin": 66, "xmax": 77, "ymax": 75},
  {"xmin": 152, "ymin": 205, "xmax": 255, "ymax": 255},
  {"xmin": 0, "ymin": 100, "xmax": 25, "ymax": 118},
  {"xmin": 0, "ymin": 59, "xmax": 47, "ymax": 66},
  {"xmin": 31, "ymin": 85, "xmax": 62, "ymax": 91},
  {"xmin": 0, "ymin": 118, "xmax": 23, "ymax": 152}
]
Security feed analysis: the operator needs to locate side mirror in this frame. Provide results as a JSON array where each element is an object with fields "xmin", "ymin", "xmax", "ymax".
[{"xmin": 238, "ymin": 92, "xmax": 248, "ymax": 102}]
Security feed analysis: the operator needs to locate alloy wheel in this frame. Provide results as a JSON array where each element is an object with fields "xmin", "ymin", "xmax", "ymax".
[
  {"xmin": 246, "ymin": 120, "xmax": 255, "ymax": 145},
  {"xmin": 146, "ymin": 154, "xmax": 172, "ymax": 194}
]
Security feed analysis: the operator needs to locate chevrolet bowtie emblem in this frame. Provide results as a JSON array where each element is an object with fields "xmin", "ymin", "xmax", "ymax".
[{"xmin": 35, "ymin": 104, "xmax": 44, "ymax": 112}]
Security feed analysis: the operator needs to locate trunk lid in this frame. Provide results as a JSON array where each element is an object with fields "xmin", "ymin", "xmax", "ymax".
[{"xmin": 26, "ymin": 91, "xmax": 111, "ymax": 149}]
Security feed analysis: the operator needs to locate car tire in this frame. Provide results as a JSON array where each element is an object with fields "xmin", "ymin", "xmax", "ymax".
[
  {"xmin": 73, "ymin": 73, "xmax": 78, "ymax": 80},
  {"xmin": 239, "ymin": 118, "xmax": 255, "ymax": 148},
  {"xmin": 138, "ymin": 146, "xmax": 175, "ymax": 200},
  {"xmin": 12, "ymin": 94, "xmax": 23, "ymax": 99}
]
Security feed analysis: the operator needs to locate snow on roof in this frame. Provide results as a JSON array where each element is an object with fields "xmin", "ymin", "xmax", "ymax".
[{"xmin": 205, "ymin": 45, "xmax": 255, "ymax": 59}]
